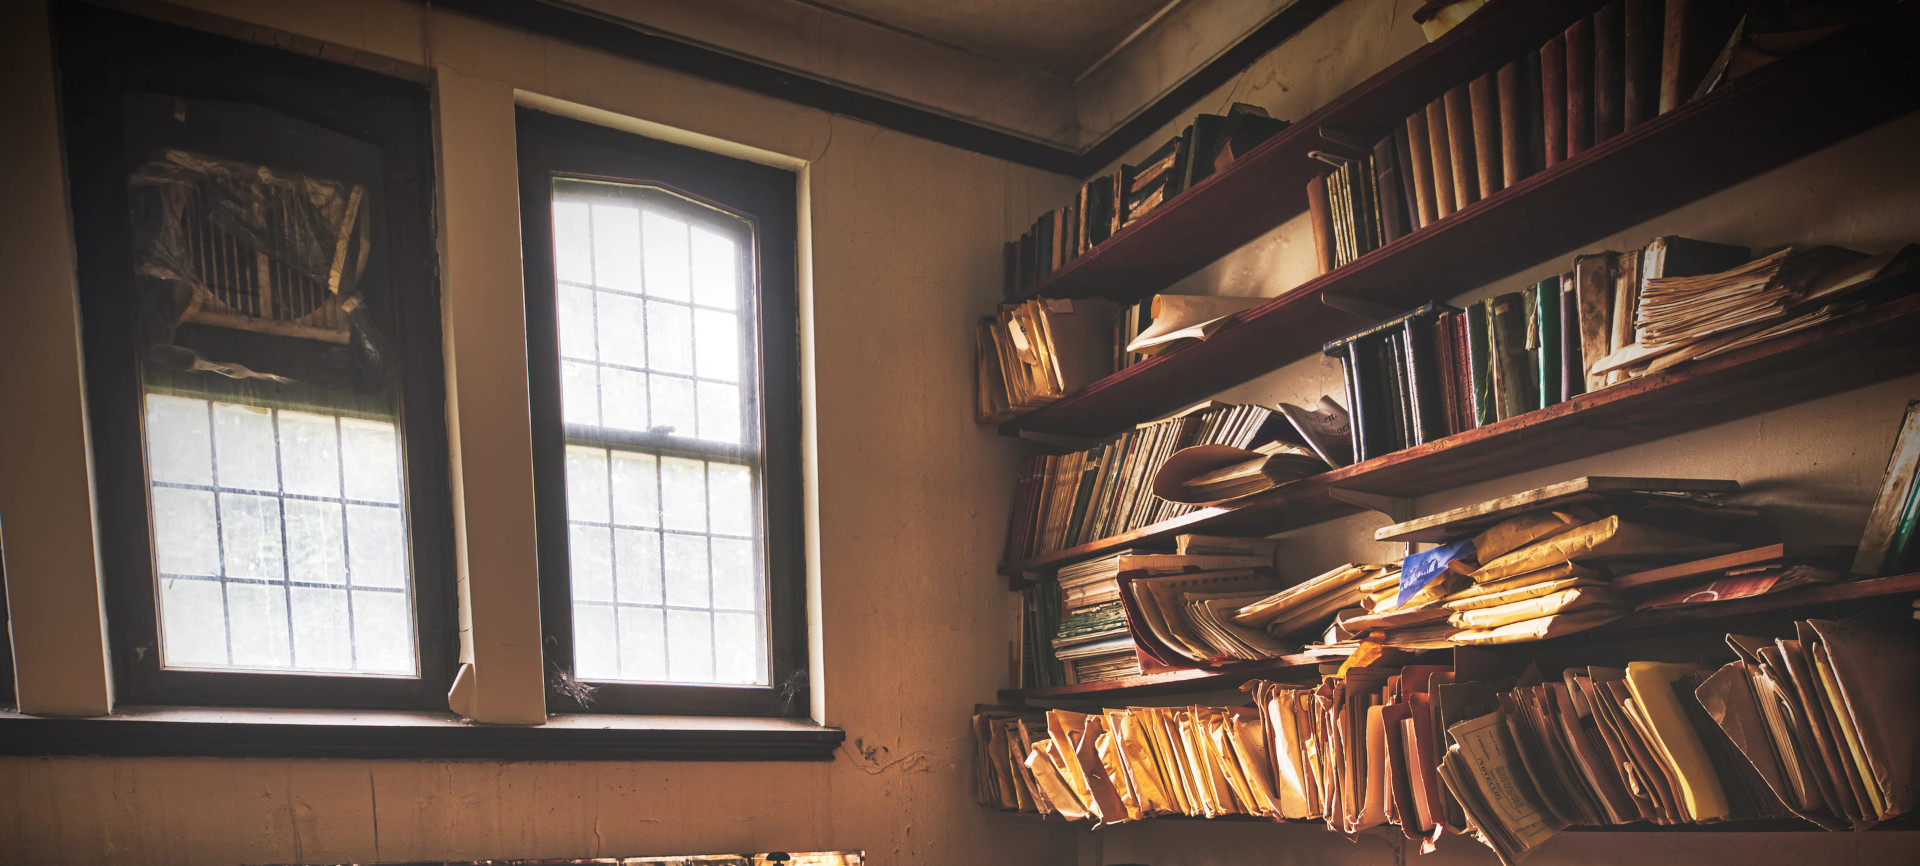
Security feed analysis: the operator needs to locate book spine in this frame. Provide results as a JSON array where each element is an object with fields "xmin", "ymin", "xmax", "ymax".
[
  {"xmin": 1425, "ymin": 99, "xmax": 1458, "ymax": 218},
  {"xmin": 1466, "ymin": 300, "xmax": 1495, "ymax": 428},
  {"xmin": 1432, "ymin": 313, "xmax": 1460, "ymax": 437},
  {"xmin": 1393, "ymin": 124, "xmax": 1421, "ymax": 237},
  {"xmin": 1623, "ymin": 0, "xmax": 1661, "ymax": 128},
  {"xmin": 1594, "ymin": 0, "xmax": 1626, "ymax": 143},
  {"xmin": 1488, "ymin": 293, "xmax": 1533, "ymax": 421},
  {"xmin": 1453, "ymin": 312, "xmax": 1477, "ymax": 431},
  {"xmin": 1565, "ymin": 16, "xmax": 1595, "ymax": 158},
  {"xmin": 1607, "ymin": 249, "xmax": 1643, "ymax": 385},
  {"xmin": 1334, "ymin": 342, "xmax": 1369, "ymax": 464},
  {"xmin": 1659, "ymin": 0, "xmax": 1689, "ymax": 114},
  {"xmin": 1534, "ymin": 276, "xmax": 1561, "ymax": 411},
  {"xmin": 1559, "ymin": 274, "xmax": 1583, "ymax": 403},
  {"xmin": 1307, "ymin": 173, "xmax": 1336, "ymax": 276},
  {"xmin": 1541, "ymin": 34, "xmax": 1568, "ymax": 168},
  {"xmin": 1574, "ymin": 252, "xmax": 1616, "ymax": 393},
  {"xmin": 1405, "ymin": 112, "xmax": 1439, "ymax": 228},
  {"xmin": 1374, "ymin": 136, "xmax": 1409, "ymax": 245},
  {"xmin": 1443, "ymin": 83, "xmax": 1479, "ymax": 209},
  {"xmin": 1469, "ymin": 72, "xmax": 1503, "ymax": 198},
  {"xmin": 1496, "ymin": 59, "xmax": 1528, "ymax": 189}
]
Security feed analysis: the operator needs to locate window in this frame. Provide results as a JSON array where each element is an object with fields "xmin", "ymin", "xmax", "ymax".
[
  {"xmin": 518, "ymin": 109, "xmax": 805, "ymax": 716},
  {"xmin": 56, "ymin": 3, "xmax": 453, "ymax": 709}
]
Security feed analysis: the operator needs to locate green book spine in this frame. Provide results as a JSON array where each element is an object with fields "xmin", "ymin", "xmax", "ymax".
[
  {"xmin": 1534, "ymin": 276, "xmax": 1560, "ymax": 410},
  {"xmin": 1467, "ymin": 300, "xmax": 1495, "ymax": 427},
  {"xmin": 1888, "ymin": 466, "xmax": 1920, "ymax": 573}
]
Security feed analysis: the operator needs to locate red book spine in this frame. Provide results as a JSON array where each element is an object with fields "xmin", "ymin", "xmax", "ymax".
[
  {"xmin": 1453, "ymin": 313, "xmax": 1477, "ymax": 430},
  {"xmin": 1594, "ymin": 0, "xmax": 1626, "ymax": 143},
  {"xmin": 1541, "ymin": 34, "xmax": 1568, "ymax": 168},
  {"xmin": 1565, "ymin": 16, "xmax": 1595, "ymax": 157}
]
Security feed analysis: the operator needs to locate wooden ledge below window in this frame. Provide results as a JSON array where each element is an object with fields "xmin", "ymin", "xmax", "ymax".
[{"xmin": 0, "ymin": 706, "xmax": 844, "ymax": 761}]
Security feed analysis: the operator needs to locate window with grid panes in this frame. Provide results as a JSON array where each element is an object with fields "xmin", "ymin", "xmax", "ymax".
[
  {"xmin": 518, "ymin": 109, "xmax": 805, "ymax": 717},
  {"xmin": 57, "ymin": 2, "xmax": 453, "ymax": 710},
  {"xmin": 551, "ymin": 181, "xmax": 765, "ymax": 686}
]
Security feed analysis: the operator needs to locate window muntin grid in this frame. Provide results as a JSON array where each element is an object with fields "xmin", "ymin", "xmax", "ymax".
[
  {"xmin": 143, "ymin": 393, "xmax": 417, "ymax": 675},
  {"xmin": 551, "ymin": 178, "xmax": 768, "ymax": 687}
]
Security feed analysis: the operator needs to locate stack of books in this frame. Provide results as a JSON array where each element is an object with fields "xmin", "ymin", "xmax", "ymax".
[
  {"xmin": 1002, "ymin": 104, "xmax": 1288, "ymax": 296},
  {"xmin": 1002, "ymin": 402, "xmax": 1288, "ymax": 562},
  {"xmin": 1306, "ymin": 0, "xmax": 1762, "ymax": 277},
  {"xmin": 975, "ymin": 618, "xmax": 1920, "ymax": 849}
]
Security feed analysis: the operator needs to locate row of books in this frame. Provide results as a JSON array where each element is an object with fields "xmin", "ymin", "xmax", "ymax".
[
  {"xmin": 1325, "ymin": 235, "xmax": 1914, "ymax": 463},
  {"xmin": 976, "ymin": 616, "xmax": 1919, "ymax": 857},
  {"xmin": 1001, "ymin": 402, "xmax": 1294, "ymax": 562},
  {"xmin": 1001, "ymin": 104, "xmax": 1288, "ymax": 297},
  {"xmin": 1306, "ymin": 0, "xmax": 1756, "ymax": 276}
]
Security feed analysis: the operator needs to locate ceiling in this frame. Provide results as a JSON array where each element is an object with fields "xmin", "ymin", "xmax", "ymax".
[{"xmin": 795, "ymin": 0, "xmax": 1183, "ymax": 81}]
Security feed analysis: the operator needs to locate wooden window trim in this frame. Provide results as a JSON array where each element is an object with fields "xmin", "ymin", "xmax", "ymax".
[
  {"xmin": 0, "ymin": 706, "xmax": 842, "ymax": 761},
  {"xmin": 54, "ymin": 1, "xmax": 457, "ymax": 710},
  {"xmin": 517, "ymin": 108, "xmax": 809, "ymax": 718}
]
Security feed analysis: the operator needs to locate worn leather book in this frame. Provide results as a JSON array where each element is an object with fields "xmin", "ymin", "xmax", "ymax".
[
  {"xmin": 1594, "ymin": 0, "xmax": 1626, "ymax": 142},
  {"xmin": 1572, "ymin": 252, "xmax": 1615, "ymax": 392},
  {"xmin": 1558, "ymin": 274, "xmax": 1582, "ymax": 402},
  {"xmin": 1466, "ymin": 299, "xmax": 1495, "ymax": 427},
  {"xmin": 1606, "ymin": 249, "xmax": 1642, "ymax": 385},
  {"xmin": 1624, "ymin": 0, "xmax": 1663, "ymax": 127},
  {"xmin": 1404, "ymin": 112, "xmax": 1439, "ymax": 227},
  {"xmin": 1307, "ymin": 173, "xmax": 1335, "ymax": 276},
  {"xmin": 1444, "ymin": 83, "xmax": 1479, "ymax": 208},
  {"xmin": 1393, "ymin": 124, "xmax": 1421, "ymax": 237},
  {"xmin": 1496, "ymin": 58, "xmax": 1529, "ymax": 188},
  {"xmin": 1373, "ymin": 135, "xmax": 1410, "ymax": 244},
  {"xmin": 1469, "ymin": 71, "xmax": 1503, "ymax": 198},
  {"xmin": 1425, "ymin": 98, "xmax": 1458, "ymax": 217},
  {"xmin": 1541, "ymin": 33, "xmax": 1569, "ymax": 167},
  {"xmin": 1486, "ymin": 291, "xmax": 1534, "ymax": 421},
  {"xmin": 1433, "ymin": 312, "xmax": 1461, "ymax": 436},
  {"xmin": 1660, "ymin": 0, "xmax": 1749, "ymax": 114},
  {"xmin": 1565, "ymin": 16, "xmax": 1595, "ymax": 157},
  {"xmin": 1452, "ymin": 310, "xmax": 1477, "ymax": 432}
]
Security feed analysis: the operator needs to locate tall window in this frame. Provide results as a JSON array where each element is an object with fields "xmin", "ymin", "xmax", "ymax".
[
  {"xmin": 519, "ymin": 110, "xmax": 804, "ymax": 716},
  {"xmin": 57, "ymin": 3, "xmax": 452, "ymax": 709}
]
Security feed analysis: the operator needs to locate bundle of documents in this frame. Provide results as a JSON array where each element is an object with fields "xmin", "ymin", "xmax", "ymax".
[
  {"xmin": 1593, "ymin": 243, "xmax": 1918, "ymax": 380},
  {"xmin": 976, "ymin": 297, "xmax": 1117, "ymax": 423},
  {"xmin": 1346, "ymin": 477, "xmax": 1786, "ymax": 650}
]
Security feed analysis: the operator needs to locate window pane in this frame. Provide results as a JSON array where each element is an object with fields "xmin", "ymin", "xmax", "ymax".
[
  {"xmin": 553, "ymin": 201, "xmax": 593, "ymax": 285},
  {"xmin": 549, "ymin": 179, "xmax": 768, "ymax": 688},
  {"xmin": 650, "ymin": 374, "xmax": 697, "ymax": 440},
  {"xmin": 646, "ymin": 300, "xmax": 694, "ymax": 375},
  {"xmin": 557, "ymin": 283, "xmax": 598, "ymax": 361},
  {"xmin": 689, "ymin": 225, "xmax": 738, "ymax": 311},
  {"xmin": 642, "ymin": 211, "xmax": 691, "ymax": 301},
  {"xmin": 159, "ymin": 577, "xmax": 228, "ymax": 667},
  {"xmin": 590, "ymin": 203, "xmax": 641, "ymax": 292},
  {"xmin": 145, "ymin": 394, "xmax": 212, "ymax": 485},
  {"xmin": 145, "ymin": 396, "xmax": 418, "ymax": 676}
]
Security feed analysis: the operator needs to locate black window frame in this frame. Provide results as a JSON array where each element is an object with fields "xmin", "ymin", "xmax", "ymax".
[
  {"xmin": 54, "ymin": 2, "xmax": 456, "ymax": 711},
  {"xmin": 516, "ymin": 108, "xmax": 807, "ymax": 718}
]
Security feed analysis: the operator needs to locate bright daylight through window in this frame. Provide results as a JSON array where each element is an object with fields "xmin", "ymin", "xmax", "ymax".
[{"xmin": 550, "ymin": 178, "xmax": 768, "ymax": 687}]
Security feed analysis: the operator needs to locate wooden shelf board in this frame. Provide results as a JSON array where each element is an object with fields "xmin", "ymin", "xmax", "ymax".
[
  {"xmin": 1001, "ymin": 19, "xmax": 1920, "ymax": 439},
  {"xmin": 1007, "ymin": 0, "xmax": 1604, "ymax": 305},
  {"xmin": 999, "ymin": 573, "xmax": 1920, "ymax": 704},
  {"xmin": 1001, "ymin": 289, "xmax": 1920, "ymax": 578}
]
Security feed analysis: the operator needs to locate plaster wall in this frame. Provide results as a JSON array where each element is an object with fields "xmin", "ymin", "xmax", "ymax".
[{"xmin": 0, "ymin": 0, "xmax": 1081, "ymax": 862}]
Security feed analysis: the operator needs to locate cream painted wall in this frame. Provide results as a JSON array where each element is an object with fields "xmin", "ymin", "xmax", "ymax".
[
  {"xmin": 0, "ymin": 0, "xmax": 1085, "ymax": 862},
  {"xmin": 1052, "ymin": 0, "xmax": 1920, "ymax": 863}
]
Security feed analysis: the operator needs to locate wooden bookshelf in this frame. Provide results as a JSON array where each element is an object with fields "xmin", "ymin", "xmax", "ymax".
[
  {"xmin": 1000, "ymin": 15, "xmax": 1920, "ymax": 439},
  {"xmin": 1006, "ymin": 0, "xmax": 1604, "ymax": 304},
  {"xmin": 1002, "ymin": 288, "xmax": 1920, "ymax": 578},
  {"xmin": 1002, "ymin": 572, "xmax": 1920, "ymax": 703}
]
